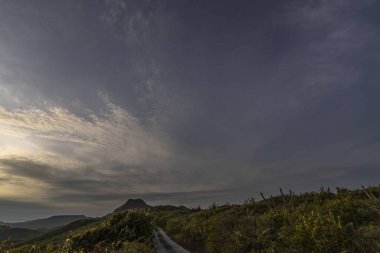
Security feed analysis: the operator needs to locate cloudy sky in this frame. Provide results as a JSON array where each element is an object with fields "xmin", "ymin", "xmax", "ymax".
[{"xmin": 0, "ymin": 0, "xmax": 379, "ymax": 221}]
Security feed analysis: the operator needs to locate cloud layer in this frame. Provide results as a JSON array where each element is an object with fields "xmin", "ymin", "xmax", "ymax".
[
  {"xmin": 0, "ymin": 94, "xmax": 175, "ymax": 209},
  {"xmin": 0, "ymin": 0, "xmax": 379, "ymax": 220}
]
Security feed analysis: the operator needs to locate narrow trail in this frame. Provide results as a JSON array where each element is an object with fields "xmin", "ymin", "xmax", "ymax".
[{"xmin": 153, "ymin": 227, "xmax": 190, "ymax": 253}]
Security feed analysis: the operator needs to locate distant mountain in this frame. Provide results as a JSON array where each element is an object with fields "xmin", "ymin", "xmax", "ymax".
[
  {"xmin": 1, "ymin": 215, "xmax": 91, "ymax": 232},
  {"xmin": 0, "ymin": 225, "xmax": 42, "ymax": 244},
  {"xmin": 22, "ymin": 218, "xmax": 98, "ymax": 245},
  {"xmin": 114, "ymin": 199, "xmax": 151, "ymax": 212}
]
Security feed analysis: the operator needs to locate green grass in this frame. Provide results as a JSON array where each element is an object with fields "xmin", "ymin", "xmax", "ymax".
[{"xmin": 154, "ymin": 186, "xmax": 380, "ymax": 253}]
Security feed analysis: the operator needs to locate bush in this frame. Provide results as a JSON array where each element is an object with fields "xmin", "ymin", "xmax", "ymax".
[{"xmin": 158, "ymin": 186, "xmax": 380, "ymax": 253}]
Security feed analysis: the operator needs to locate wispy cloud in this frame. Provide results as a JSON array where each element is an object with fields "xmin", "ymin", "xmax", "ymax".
[
  {"xmin": 101, "ymin": 0, "xmax": 157, "ymax": 46},
  {"xmin": 0, "ymin": 93, "xmax": 170, "ymax": 166},
  {"xmin": 0, "ymin": 94, "xmax": 176, "ymax": 206},
  {"xmin": 0, "ymin": 90, "xmax": 233, "ymax": 210}
]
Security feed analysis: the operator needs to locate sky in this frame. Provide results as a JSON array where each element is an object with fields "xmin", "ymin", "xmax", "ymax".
[{"xmin": 0, "ymin": 0, "xmax": 379, "ymax": 221}]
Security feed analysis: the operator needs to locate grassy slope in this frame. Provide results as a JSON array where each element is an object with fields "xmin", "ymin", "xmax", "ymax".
[
  {"xmin": 0, "ymin": 226, "xmax": 42, "ymax": 244},
  {"xmin": 0, "ymin": 216, "xmax": 93, "ymax": 246},
  {"xmin": 3, "ymin": 206, "xmax": 186, "ymax": 252},
  {"xmin": 154, "ymin": 186, "xmax": 380, "ymax": 253},
  {"xmin": 7, "ymin": 211, "xmax": 154, "ymax": 253}
]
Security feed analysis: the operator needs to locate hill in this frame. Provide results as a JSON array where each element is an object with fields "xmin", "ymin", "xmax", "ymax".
[
  {"xmin": 2, "ymin": 215, "xmax": 91, "ymax": 232},
  {"xmin": 21, "ymin": 218, "xmax": 98, "ymax": 245},
  {"xmin": 7, "ymin": 211, "xmax": 153, "ymax": 253},
  {"xmin": 0, "ymin": 226, "xmax": 42, "ymax": 244},
  {"xmin": 114, "ymin": 199, "xmax": 151, "ymax": 212}
]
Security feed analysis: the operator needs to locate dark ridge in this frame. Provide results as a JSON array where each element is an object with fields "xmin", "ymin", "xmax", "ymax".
[
  {"xmin": 114, "ymin": 199, "xmax": 151, "ymax": 212},
  {"xmin": 0, "ymin": 225, "xmax": 42, "ymax": 244},
  {"xmin": 2, "ymin": 215, "xmax": 91, "ymax": 231}
]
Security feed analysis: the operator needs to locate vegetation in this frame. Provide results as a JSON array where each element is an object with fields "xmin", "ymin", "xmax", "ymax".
[
  {"xmin": 0, "ymin": 226, "xmax": 42, "ymax": 245},
  {"xmin": 6, "ymin": 211, "xmax": 154, "ymax": 253},
  {"xmin": 2, "ymin": 186, "xmax": 379, "ymax": 253},
  {"xmin": 154, "ymin": 186, "xmax": 380, "ymax": 253}
]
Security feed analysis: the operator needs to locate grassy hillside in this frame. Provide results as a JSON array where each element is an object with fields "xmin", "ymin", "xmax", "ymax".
[
  {"xmin": 0, "ymin": 226, "xmax": 42, "ymax": 245},
  {"xmin": 5, "ymin": 211, "xmax": 154, "ymax": 253},
  {"xmin": 0, "ymin": 216, "xmax": 94, "ymax": 249},
  {"xmin": 155, "ymin": 186, "xmax": 380, "ymax": 253},
  {"xmin": 18, "ymin": 218, "xmax": 99, "ymax": 247}
]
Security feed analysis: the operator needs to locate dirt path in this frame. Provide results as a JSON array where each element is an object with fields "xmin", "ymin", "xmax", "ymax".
[{"xmin": 153, "ymin": 227, "xmax": 190, "ymax": 253}]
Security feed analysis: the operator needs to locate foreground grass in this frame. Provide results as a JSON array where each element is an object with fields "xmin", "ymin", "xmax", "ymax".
[{"xmin": 154, "ymin": 186, "xmax": 380, "ymax": 253}]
